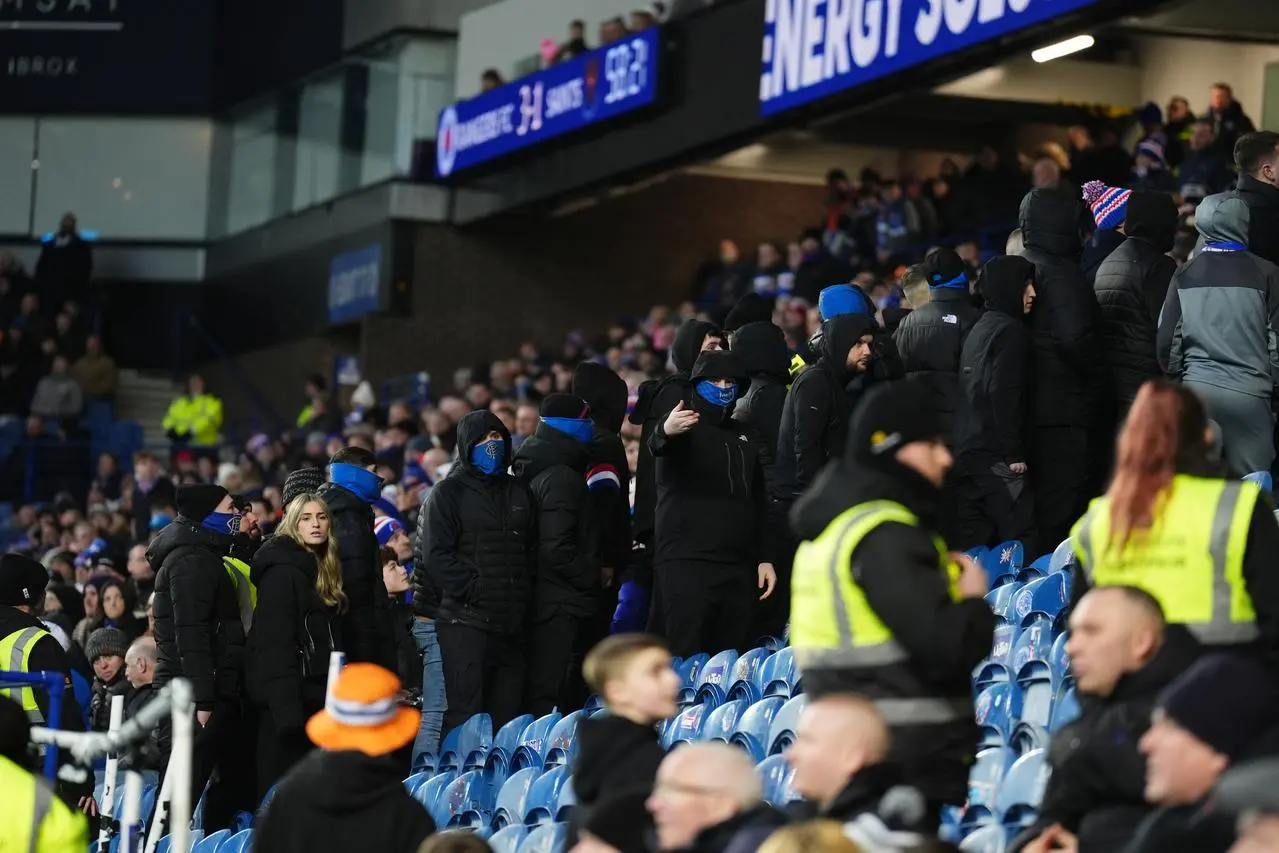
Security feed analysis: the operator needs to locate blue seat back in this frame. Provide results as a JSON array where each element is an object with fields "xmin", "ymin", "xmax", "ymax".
[
  {"xmin": 446, "ymin": 713, "xmax": 494, "ymax": 771},
  {"xmin": 756, "ymin": 754, "xmax": 797, "ymax": 806},
  {"xmin": 511, "ymin": 712, "xmax": 562, "ymax": 772},
  {"xmin": 1009, "ymin": 625, "xmax": 1050, "ymax": 681},
  {"xmin": 959, "ymin": 825, "xmax": 1006, "ymax": 852},
  {"xmin": 727, "ymin": 647, "xmax": 770, "ymax": 702},
  {"xmin": 524, "ymin": 765, "xmax": 570, "ymax": 826},
  {"xmin": 693, "ymin": 650, "xmax": 739, "ymax": 705},
  {"xmin": 678, "ymin": 654, "xmax": 710, "ymax": 687},
  {"xmin": 995, "ymin": 749, "xmax": 1050, "ymax": 822},
  {"xmin": 983, "ymin": 540, "xmax": 1025, "ymax": 587},
  {"xmin": 518, "ymin": 823, "xmax": 568, "ymax": 853},
  {"xmin": 1050, "ymin": 687, "xmax": 1080, "ymax": 732},
  {"xmin": 486, "ymin": 714, "xmax": 536, "ymax": 781},
  {"xmin": 984, "ymin": 583, "xmax": 1020, "ymax": 624},
  {"xmin": 766, "ymin": 694, "xmax": 807, "ymax": 755},
  {"xmin": 437, "ymin": 769, "xmax": 491, "ymax": 828},
  {"xmin": 758, "ymin": 647, "xmax": 796, "ymax": 698},
  {"xmin": 191, "ymin": 829, "xmax": 230, "ymax": 853},
  {"xmin": 1245, "ymin": 471, "xmax": 1273, "ymax": 494},
  {"xmin": 975, "ymin": 683, "xmax": 1020, "ymax": 748},
  {"xmin": 663, "ymin": 702, "xmax": 711, "ymax": 750},
  {"xmin": 966, "ymin": 747, "xmax": 1011, "ymax": 813},
  {"xmin": 1013, "ymin": 574, "xmax": 1070, "ymax": 629},
  {"xmin": 729, "ymin": 696, "xmax": 785, "ymax": 761},
  {"xmin": 1048, "ymin": 538, "xmax": 1075, "ymax": 574},
  {"xmin": 437, "ymin": 726, "xmax": 464, "ymax": 772},
  {"xmin": 403, "ymin": 772, "xmax": 433, "ymax": 798},
  {"xmin": 758, "ymin": 635, "xmax": 786, "ymax": 652},
  {"xmin": 1049, "ymin": 633, "xmax": 1071, "ymax": 689},
  {"xmin": 220, "ymin": 830, "xmax": 252, "ymax": 853},
  {"xmin": 413, "ymin": 769, "xmax": 459, "ymax": 816},
  {"xmin": 544, "ymin": 710, "xmax": 585, "ymax": 768},
  {"xmin": 701, "ymin": 699, "xmax": 750, "ymax": 742},
  {"xmin": 494, "ymin": 767, "xmax": 541, "ymax": 830},
  {"xmin": 490, "ymin": 824, "xmax": 528, "ymax": 853}
]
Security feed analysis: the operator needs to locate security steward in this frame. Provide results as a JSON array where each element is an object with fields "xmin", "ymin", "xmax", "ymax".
[
  {"xmin": 0, "ymin": 696, "xmax": 88, "ymax": 852},
  {"xmin": 789, "ymin": 381, "xmax": 995, "ymax": 819}
]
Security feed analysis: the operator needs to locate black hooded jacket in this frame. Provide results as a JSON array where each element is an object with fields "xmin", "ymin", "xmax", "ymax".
[
  {"xmin": 776, "ymin": 313, "xmax": 877, "ymax": 501},
  {"xmin": 147, "ymin": 518, "xmax": 245, "ymax": 711},
  {"xmin": 245, "ymin": 534, "xmax": 343, "ymax": 734},
  {"xmin": 731, "ymin": 320, "xmax": 791, "ymax": 483},
  {"xmin": 513, "ymin": 419, "xmax": 601, "ymax": 620},
  {"xmin": 687, "ymin": 803, "xmax": 789, "ymax": 853},
  {"xmin": 629, "ymin": 319, "xmax": 719, "ymax": 543},
  {"xmin": 955, "ymin": 256, "xmax": 1035, "ymax": 464},
  {"xmin": 1093, "ymin": 191, "xmax": 1178, "ymax": 413},
  {"xmin": 572, "ymin": 715, "xmax": 665, "ymax": 812},
  {"xmin": 1008, "ymin": 631, "xmax": 1203, "ymax": 853},
  {"xmin": 414, "ymin": 411, "xmax": 535, "ymax": 634},
  {"xmin": 1234, "ymin": 173, "xmax": 1279, "ymax": 267},
  {"xmin": 1018, "ymin": 188, "xmax": 1104, "ymax": 429},
  {"xmin": 254, "ymin": 749, "xmax": 435, "ymax": 853},
  {"xmin": 650, "ymin": 350, "xmax": 776, "ymax": 569},
  {"xmin": 573, "ymin": 362, "xmax": 633, "ymax": 572},
  {"xmin": 314, "ymin": 480, "xmax": 392, "ymax": 670},
  {"xmin": 893, "ymin": 285, "xmax": 982, "ymax": 443}
]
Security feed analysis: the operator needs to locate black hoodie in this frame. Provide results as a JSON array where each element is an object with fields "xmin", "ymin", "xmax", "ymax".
[
  {"xmin": 629, "ymin": 319, "xmax": 720, "ymax": 543},
  {"xmin": 571, "ymin": 715, "xmax": 665, "ymax": 814},
  {"xmin": 254, "ymin": 749, "xmax": 435, "ymax": 853},
  {"xmin": 314, "ymin": 478, "xmax": 391, "ymax": 670},
  {"xmin": 1019, "ymin": 188, "xmax": 1104, "ymax": 429},
  {"xmin": 776, "ymin": 313, "xmax": 877, "ymax": 501},
  {"xmin": 514, "ymin": 417, "xmax": 601, "ymax": 620},
  {"xmin": 414, "ymin": 410, "xmax": 535, "ymax": 634},
  {"xmin": 1093, "ymin": 191, "xmax": 1178, "ymax": 413},
  {"xmin": 731, "ymin": 320, "xmax": 791, "ymax": 462},
  {"xmin": 573, "ymin": 362, "xmax": 633, "ymax": 573},
  {"xmin": 955, "ymin": 256, "xmax": 1035, "ymax": 465}
]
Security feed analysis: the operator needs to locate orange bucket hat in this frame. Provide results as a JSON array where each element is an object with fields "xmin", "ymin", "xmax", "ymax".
[{"xmin": 306, "ymin": 663, "xmax": 420, "ymax": 756}]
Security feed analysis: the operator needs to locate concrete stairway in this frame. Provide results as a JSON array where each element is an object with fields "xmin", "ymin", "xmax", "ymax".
[{"xmin": 115, "ymin": 369, "xmax": 180, "ymax": 449}]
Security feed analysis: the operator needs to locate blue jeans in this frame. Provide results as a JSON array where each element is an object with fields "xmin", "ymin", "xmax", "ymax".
[{"xmin": 410, "ymin": 619, "xmax": 447, "ymax": 765}]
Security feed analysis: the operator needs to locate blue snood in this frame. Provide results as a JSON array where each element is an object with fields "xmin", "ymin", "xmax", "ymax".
[
  {"xmin": 330, "ymin": 462, "xmax": 382, "ymax": 503},
  {"xmin": 470, "ymin": 439, "xmax": 506, "ymax": 475},
  {"xmin": 541, "ymin": 417, "xmax": 595, "ymax": 445},
  {"xmin": 201, "ymin": 511, "xmax": 239, "ymax": 536},
  {"xmin": 696, "ymin": 381, "xmax": 738, "ymax": 407},
  {"xmin": 930, "ymin": 272, "xmax": 968, "ymax": 290}
]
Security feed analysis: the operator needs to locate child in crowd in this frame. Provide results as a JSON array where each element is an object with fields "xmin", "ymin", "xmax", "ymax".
[
  {"xmin": 572, "ymin": 634, "xmax": 680, "ymax": 821},
  {"xmin": 86, "ymin": 626, "xmax": 130, "ymax": 732}
]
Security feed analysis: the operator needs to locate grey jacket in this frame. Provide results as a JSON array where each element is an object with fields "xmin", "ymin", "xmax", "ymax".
[{"xmin": 1158, "ymin": 193, "xmax": 1279, "ymax": 400}]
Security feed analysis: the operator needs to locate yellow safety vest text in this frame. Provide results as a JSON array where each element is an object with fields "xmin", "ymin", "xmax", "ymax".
[{"xmin": 0, "ymin": 627, "xmax": 52, "ymax": 723}]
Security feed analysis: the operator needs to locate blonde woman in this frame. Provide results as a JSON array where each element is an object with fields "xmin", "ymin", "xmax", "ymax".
[{"xmin": 246, "ymin": 493, "xmax": 348, "ymax": 798}]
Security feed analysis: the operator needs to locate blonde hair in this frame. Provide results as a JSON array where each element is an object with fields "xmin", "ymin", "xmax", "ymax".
[
  {"xmin": 758, "ymin": 822, "xmax": 863, "ymax": 853},
  {"xmin": 582, "ymin": 633, "xmax": 669, "ymax": 696},
  {"xmin": 278, "ymin": 494, "xmax": 348, "ymax": 613}
]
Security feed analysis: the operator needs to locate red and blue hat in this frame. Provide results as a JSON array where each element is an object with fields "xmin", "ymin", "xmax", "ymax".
[
  {"xmin": 1082, "ymin": 180, "xmax": 1131, "ymax": 232},
  {"xmin": 373, "ymin": 516, "xmax": 404, "ymax": 547}
]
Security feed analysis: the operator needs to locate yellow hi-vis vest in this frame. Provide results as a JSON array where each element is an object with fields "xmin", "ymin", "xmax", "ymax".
[
  {"xmin": 161, "ymin": 393, "xmax": 223, "ymax": 447},
  {"xmin": 0, "ymin": 755, "xmax": 87, "ymax": 853},
  {"xmin": 224, "ymin": 556, "xmax": 257, "ymax": 635},
  {"xmin": 0, "ymin": 626, "xmax": 53, "ymax": 723},
  {"xmin": 1071, "ymin": 475, "xmax": 1259, "ymax": 645},
  {"xmin": 791, "ymin": 500, "xmax": 967, "ymax": 726}
]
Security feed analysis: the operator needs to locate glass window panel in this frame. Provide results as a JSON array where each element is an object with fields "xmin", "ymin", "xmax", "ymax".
[
  {"xmin": 293, "ymin": 74, "xmax": 344, "ymax": 211},
  {"xmin": 0, "ymin": 119, "xmax": 35, "ymax": 236},
  {"xmin": 226, "ymin": 105, "xmax": 279, "ymax": 236}
]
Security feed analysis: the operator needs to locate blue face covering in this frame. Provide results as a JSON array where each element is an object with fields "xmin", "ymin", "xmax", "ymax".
[
  {"xmin": 541, "ymin": 417, "xmax": 595, "ymax": 445},
  {"xmin": 201, "ymin": 511, "xmax": 239, "ymax": 536},
  {"xmin": 696, "ymin": 380, "xmax": 738, "ymax": 407},
  {"xmin": 330, "ymin": 462, "xmax": 382, "ymax": 503},
  {"xmin": 470, "ymin": 438, "xmax": 505, "ymax": 475}
]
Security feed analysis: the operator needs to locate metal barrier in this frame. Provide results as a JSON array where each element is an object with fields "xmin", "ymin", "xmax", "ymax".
[{"xmin": 0, "ymin": 670, "xmax": 64, "ymax": 778}]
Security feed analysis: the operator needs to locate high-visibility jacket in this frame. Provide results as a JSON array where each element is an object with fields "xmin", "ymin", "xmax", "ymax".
[
  {"xmin": 161, "ymin": 393, "xmax": 223, "ymax": 446},
  {"xmin": 0, "ymin": 755, "xmax": 87, "ymax": 853},
  {"xmin": 789, "ymin": 353, "xmax": 806, "ymax": 384},
  {"xmin": 297, "ymin": 402, "xmax": 316, "ymax": 428},
  {"xmin": 224, "ymin": 556, "xmax": 257, "ymax": 634},
  {"xmin": 1071, "ymin": 474, "xmax": 1259, "ymax": 645},
  {"xmin": 791, "ymin": 499, "xmax": 968, "ymax": 726},
  {"xmin": 0, "ymin": 625, "xmax": 53, "ymax": 723}
]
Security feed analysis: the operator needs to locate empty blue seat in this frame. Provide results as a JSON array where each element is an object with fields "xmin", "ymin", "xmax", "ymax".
[
  {"xmin": 1245, "ymin": 471, "xmax": 1273, "ymax": 494},
  {"xmin": 985, "ymin": 583, "xmax": 1021, "ymax": 624},
  {"xmin": 403, "ymin": 772, "xmax": 433, "ymax": 798},
  {"xmin": 1020, "ymin": 553, "xmax": 1052, "ymax": 583},
  {"xmin": 1047, "ymin": 539, "xmax": 1075, "ymax": 574},
  {"xmin": 107, "ymin": 421, "xmax": 144, "ymax": 461},
  {"xmin": 996, "ymin": 749, "xmax": 1050, "ymax": 837},
  {"xmin": 982, "ymin": 540, "xmax": 1024, "ymax": 588},
  {"xmin": 693, "ymin": 650, "xmax": 739, "ymax": 706},
  {"xmin": 1049, "ymin": 687, "xmax": 1080, "ymax": 732},
  {"xmin": 413, "ymin": 769, "xmax": 458, "ymax": 817},
  {"xmin": 677, "ymin": 654, "xmax": 710, "ymax": 691},
  {"xmin": 759, "ymin": 647, "xmax": 797, "ymax": 698},
  {"xmin": 730, "ymin": 696, "xmax": 785, "ymax": 761},
  {"xmin": 972, "ymin": 623, "xmax": 1017, "ymax": 696},
  {"xmin": 486, "ymin": 714, "xmax": 536, "ymax": 782},
  {"xmin": 412, "ymin": 752, "xmax": 438, "ymax": 774},
  {"xmin": 437, "ymin": 770, "xmax": 493, "ymax": 829},
  {"xmin": 518, "ymin": 823, "xmax": 568, "ymax": 853},
  {"xmin": 493, "ymin": 767, "xmax": 541, "ymax": 831},
  {"xmin": 1013, "ymin": 575, "xmax": 1070, "ymax": 630},
  {"xmin": 1049, "ymin": 633, "xmax": 1071, "ymax": 690},
  {"xmin": 220, "ymin": 829, "xmax": 252, "ymax": 853},
  {"xmin": 964, "ymin": 747, "xmax": 1012, "ymax": 831},
  {"xmin": 975, "ymin": 683, "xmax": 1020, "ymax": 749},
  {"xmin": 727, "ymin": 647, "xmax": 771, "ymax": 703},
  {"xmin": 557, "ymin": 775, "xmax": 576, "ymax": 819},
  {"xmin": 664, "ymin": 702, "xmax": 711, "ymax": 750},
  {"xmin": 701, "ymin": 699, "xmax": 750, "ymax": 742},
  {"xmin": 524, "ymin": 765, "xmax": 571, "ymax": 826},
  {"xmin": 583, "ymin": 695, "xmax": 604, "ymax": 713},
  {"xmin": 490, "ymin": 824, "xmax": 528, "ymax": 853},
  {"xmin": 959, "ymin": 825, "xmax": 1006, "ymax": 852},
  {"xmin": 756, "ymin": 754, "xmax": 798, "ymax": 806},
  {"xmin": 1009, "ymin": 625, "xmax": 1051, "ymax": 683},
  {"xmin": 440, "ymin": 714, "xmax": 493, "ymax": 772},
  {"xmin": 511, "ymin": 713, "xmax": 562, "ymax": 772},
  {"xmin": 544, "ymin": 710, "xmax": 585, "ymax": 769},
  {"xmin": 191, "ymin": 829, "xmax": 229, "ymax": 853},
  {"xmin": 156, "ymin": 835, "xmax": 173, "ymax": 853},
  {"xmin": 966, "ymin": 546, "xmax": 989, "ymax": 565},
  {"xmin": 766, "ymin": 694, "xmax": 807, "ymax": 755}
]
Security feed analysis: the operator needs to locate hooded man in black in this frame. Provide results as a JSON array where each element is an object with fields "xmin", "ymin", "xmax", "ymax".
[
  {"xmin": 649, "ymin": 350, "xmax": 777, "ymax": 658},
  {"xmin": 1018, "ymin": 188, "xmax": 1104, "ymax": 548},
  {"xmin": 513, "ymin": 394, "xmax": 602, "ymax": 716},
  {"xmin": 416, "ymin": 410, "xmax": 534, "ymax": 737},
  {"xmin": 953, "ymin": 255, "xmax": 1039, "ymax": 552}
]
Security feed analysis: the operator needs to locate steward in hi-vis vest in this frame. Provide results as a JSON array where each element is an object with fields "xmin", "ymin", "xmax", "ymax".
[{"xmin": 789, "ymin": 381, "xmax": 996, "ymax": 812}]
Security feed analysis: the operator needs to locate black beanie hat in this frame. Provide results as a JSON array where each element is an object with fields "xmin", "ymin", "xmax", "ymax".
[
  {"xmin": 282, "ymin": 467, "xmax": 326, "ymax": 509},
  {"xmin": 85, "ymin": 626, "xmax": 129, "ymax": 664},
  {"xmin": 581, "ymin": 790, "xmax": 651, "ymax": 853},
  {"xmin": 539, "ymin": 394, "xmax": 591, "ymax": 420},
  {"xmin": 175, "ymin": 483, "xmax": 229, "ymax": 521},
  {"xmin": 0, "ymin": 554, "xmax": 49, "ymax": 607},
  {"xmin": 723, "ymin": 293, "xmax": 773, "ymax": 333},
  {"xmin": 1157, "ymin": 654, "xmax": 1279, "ymax": 761},
  {"xmin": 922, "ymin": 247, "xmax": 969, "ymax": 288},
  {"xmin": 846, "ymin": 381, "xmax": 946, "ymax": 462}
]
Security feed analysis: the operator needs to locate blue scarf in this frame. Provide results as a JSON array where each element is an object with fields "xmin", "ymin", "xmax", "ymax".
[
  {"xmin": 696, "ymin": 381, "xmax": 738, "ymax": 407},
  {"xmin": 930, "ymin": 272, "xmax": 968, "ymax": 290},
  {"xmin": 330, "ymin": 463, "xmax": 381, "ymax": 503},
  {"xmin": 401, "ymin": 560, "xmax": 415, "ymax": 605},
  {"xmin": 201, "ymin": 511, "xmax": 239, "ymax": 536},
  {"xmin": 470, "ymin": 439, "xmax": 505, "ymax": 475},
  {"xmin": 541, "ymin": 417, "xmax": 594, "ymax": 445},
  {"xmin": 1203, "ymin": 240, "xmax": 1248, "ymax": 253}
]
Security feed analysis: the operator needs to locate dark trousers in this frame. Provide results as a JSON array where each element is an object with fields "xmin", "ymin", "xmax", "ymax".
[
  {"xmin": 254, "ymin": 710, "xmax": 313, "ymax": 803},
  {"xmin": 436, "ymin": 622, "xmax": 524, "ymax": 735},
  {"xmin": 657, "ymin": 561, "xmax": 753, "ymax": 659},
  {"xmin": 953, "ymin": 461, "xmax": 1039, "ymax": 557},
  {"xmin": 1030, "ymin": 426, "xmax": 1090, "ymax": 552},
  {"xmin": 750, "ymin": 537, "xmax": 794, "ymax": 644},
  {"xmin": 525, "ymin": 613, "xmax": 592, "ymax": 718},
  {"xmin": 152, "ymin": 700, "xmax": 256, "ymax": 834}
]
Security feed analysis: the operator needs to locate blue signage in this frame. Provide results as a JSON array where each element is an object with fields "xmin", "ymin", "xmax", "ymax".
[
  {"xmin": 760, "ymin": 0, "xmax": 1102, "ymax": 116},
  {"xmin": 435, "ymin": 27, "xmax": 661, "ymax": 178},
  {"xmin": 328, "ymin": 244, "xmax": 383, "ymax": 325}
]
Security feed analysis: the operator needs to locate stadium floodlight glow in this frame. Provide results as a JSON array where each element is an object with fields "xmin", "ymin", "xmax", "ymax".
[{"xmin": 1031, "ymin": 35, "xmax": 1095, "ymax": 63}]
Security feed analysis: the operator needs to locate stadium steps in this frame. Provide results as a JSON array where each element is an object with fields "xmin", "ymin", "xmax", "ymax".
[{"xmin": 115, "ymin": 370, "xmax": 181, "ymax": 449}]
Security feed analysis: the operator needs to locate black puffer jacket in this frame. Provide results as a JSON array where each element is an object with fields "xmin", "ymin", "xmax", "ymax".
[
  {"xmin": 732, "ymin": 320, "xmax": 791, "ymax": 462},
  {"xmin": 629, "ymin": 319, "xmax": 718, "ymax": 543},
  {"xmin": 415, "ymin": 411, "xmax": 534, "ymax": 634},
  {"xmin": 315, "ymin": 481, "xmax": 392, "ymax": 669},
  {"xmin": 776, "ymin": 313, "xmax": 877, "ymax": 501},
  {"xmin": 513, "ymin": 419, "xmax": 601, "ymax": 620},
  {"xmin": 1234, "ymin": 173, "xmax": 1279, "ymax": 267},
  {"xmin": 1093, "ymin": 191, "xmax": 1178, "ymax": 414},
  {"xmin": 1019, "ymin": 188, "xmax": 1104, "ymax": 429},
  {"xmin": 148, "ymin": 518, "xmax": 245, "ymax": 711},
  {"xmin": 893, "ymin": 286, "xmax": 982, "ymax": 442},
  {"xmin": 573, "ymin": 362, "xmax": 632, "ymax": 572},
  {"xmin": 246, "ymin": 534, "xmax": 342, "ymax": 734}
]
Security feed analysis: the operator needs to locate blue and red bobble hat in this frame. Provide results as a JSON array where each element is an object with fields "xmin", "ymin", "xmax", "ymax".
[
  {"xmin": 373, "ymin": 516, "xmax": 404, "ymax": 547},
  {"xmin": 1082, "ymin": 180, "xmax": 1131, "ymax": 232}
]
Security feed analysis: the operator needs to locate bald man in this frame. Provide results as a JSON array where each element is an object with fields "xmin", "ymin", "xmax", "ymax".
[
  {"xmin": 1010, "ymin": 586, "xmax": 1201, "ymax": 853},
  {"xmin": 647, "ymin": 743, "xmax": 786, "ymax": 852}
]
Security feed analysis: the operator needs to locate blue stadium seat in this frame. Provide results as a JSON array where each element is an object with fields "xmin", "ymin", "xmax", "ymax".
[
  {"xmin": 701, "ymin": 699, "xmax": 750, "ymax": 743},
  {"xmin": 963, "ymin": 747, "xmax": 1012, "ymax": 832},
  {"xmin": 730, "ymin": 696, "xmax": 785, "ymax": 761},
  {"xmin": 443, "ymin": 769, "xmax": 498, "ymax": 830},
  {"xmin": 1245, "ymin": 471, "xmax": 1273, "ymax": 494},
  {"xmin": 693, "ymin": 650, "xmax": 739, "ymax": 706},
  {"xmin": 511, "ymin": 713, "xmax": 562, "ymax": 772},
  {"xmin": 996, "ymin": 749, "xmax": 1050, "ymax": 838},
  {"xmin": 1047, "ymin": 539, "xmax": 1075, "ymax": 574},
  {"xmin": 664, "ymin": 702, "xmax": 711, "ymax": 750},
  {"xmin": 437, "ymin": 726, "xmax": 464, "ymax": 772},
  {"xmin": 756, "ymin": 755, "xmax": 798, "ymax": 806},
  {"xmin": 219, "ymin": 829, "xmax": 252, "ymax": 853},
  {"xmin": 524, "ymin": 765, "xmax": 571, "ymax": 826},
  {"xmin": 412, "ymin": 752, "xmax": 438, "ymax": 775},
  {"xmin": 1049, "ymin": 687, "xmax": 1080, "ymax": 732},
  {"xmin": 758, "ymin": 635, "xmax": 787, "ymax": 652},
  {"xmin": 440, "ymin": 713, "xmax": 493, "ymax": 772},
  {"xmin": 490, "ymin": 824, "xmax": 529, "ymax": 853},
  {"xmin": 975, "ymin": 682, "xmax": 1020, "ymax": 749},
  {"xmin": 413, "ymin": 769, "xmax": 459, "ymax": 817},
  {"xmin": 583, "ymin": 694, "xmax": 605, "ymax": 713},
  {"xmin": 959, "ymin": 825, "xmax": 1006, "ymax": 852},
  {"xmin": 1013, "ymin": 575, "xmax": 1070, "ymax": 631},
  {"xmin": 191, "ymin": 829, "xmax": 229, "ymax": 853},
  {"xmin": 981, "ymin": 541, "xmax": 1024, "ymax": 588},
  {"xmin": 106, "ymin": 421, "xmax": 144, "ymax": 461},
  {"xmin": 493, "ymin": 767, "xmax": 541, "ymax": 831},
  {"xmin": 758, "ymin": 647, "xmax": 797, "ymax": 698},
  {"xmin": 544, "ymin": 710, "xmax": 585, "ymax": 769},
  {"xmin": 518, "ymin": 823, "xmax": 567, "ymax": 853},
  {"xmin": 556, "ymin": 774, "xmax": 576, "ymax": 819},
  {"xmin": 1019, "ymin": 553, "xmax": 1051, "ymax": 583},
  {"xmin": 966, "ymin": 546, "xmax": 989, "ymax": 565},
  {"xmin": 1011, "ymin": 660, "xmax": 1054, "ymax": 755},
  {"xmin": 984, "ymin": 582, "xmax": 1021, "ymax": 624},
  {"xmin": 972, "ymin": 623, "xmax": 1017, "ymax": 696},
  {"xmin": 1049, "ymin": 633, "xmax": 1072, "ymax": 692},
  {"xmin": 766, "ymin": 694, "xmax": 807, "ymax": 755},
  {"xmin": 403, "ymin": 772, "xmax": 433, "ymax": 798},
  {"xmin": 485, "ymin": 714, "xmax": 536, "ymax": 782},
  {"xmin": 82, "ymin": 399, "xmax": 115, "ymax": 432},
  {"xmin": 1009, "ymin": 625, "xmax": 1051, "ymax": 684},
  {"xmin": 677, "ymin": 654, "xmax": 710, "ymax": 691},
  {"xmin": 156, "ymin": 835, "xmax": 173, "ymax": 853},
  {"xmin": 727, "ymin": 647, "xmax": 771, "ymax": 703}
]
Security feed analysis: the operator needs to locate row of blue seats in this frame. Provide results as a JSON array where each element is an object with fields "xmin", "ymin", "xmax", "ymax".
[
  {"xmin": 671, "ymin": 644, "xmax": 799, "ymax": 708},
  {"xmin": 969, "ymin": 540, "xmax": 1075, "ymax": 591}
]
